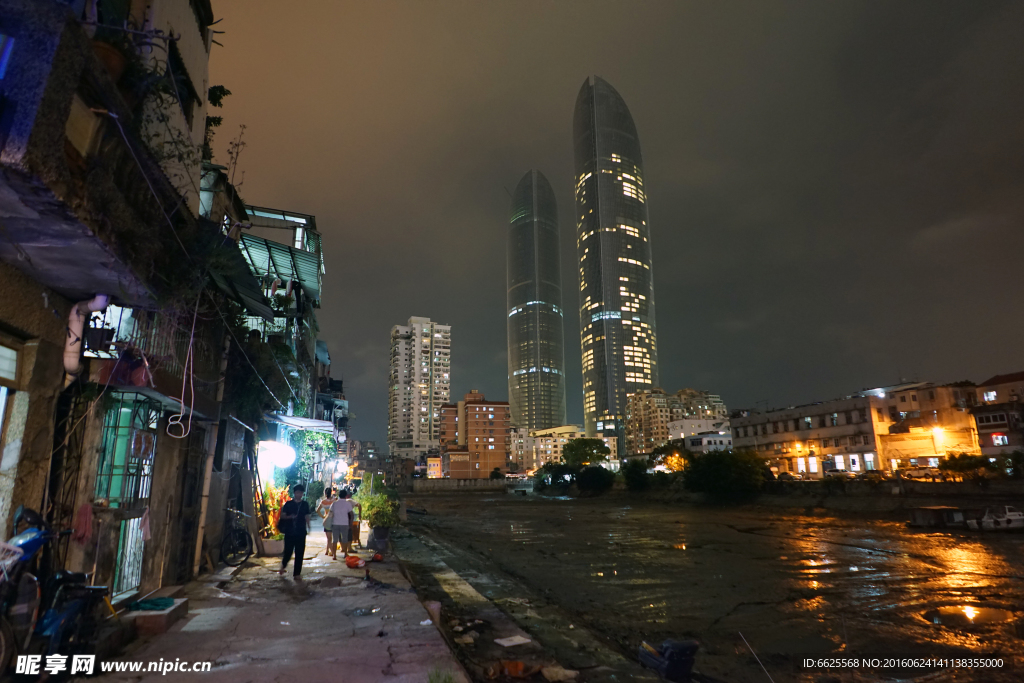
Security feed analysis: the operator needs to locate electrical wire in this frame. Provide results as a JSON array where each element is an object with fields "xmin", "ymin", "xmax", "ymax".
[
  {"xmin": 166, "ymin": 290, "xmax": 201, "ymax": 439},
  {"xmin": 89, "ymin": 109, "xmax": 293, "ymax": 414}
]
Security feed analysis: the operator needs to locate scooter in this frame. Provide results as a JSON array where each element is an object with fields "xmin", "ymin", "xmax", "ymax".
[{"xmin": 0, "ymin": 506, "xmax": 108, "ymax": 674}]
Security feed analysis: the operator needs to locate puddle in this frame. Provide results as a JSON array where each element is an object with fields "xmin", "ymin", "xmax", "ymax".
[{"xmin": 923, "ymin": 605, "xmax": 1015, "ymax": 628}]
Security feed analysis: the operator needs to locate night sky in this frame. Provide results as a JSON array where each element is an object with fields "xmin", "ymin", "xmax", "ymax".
[{"xmin": 209, "ymin": 1, "xmax": 1024, "ymax": 446}]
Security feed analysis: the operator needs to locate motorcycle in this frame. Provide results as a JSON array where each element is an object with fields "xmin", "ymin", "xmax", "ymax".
[{"xmin": 0, "ymin": 506, "xmax": 109, "ymax": 674}]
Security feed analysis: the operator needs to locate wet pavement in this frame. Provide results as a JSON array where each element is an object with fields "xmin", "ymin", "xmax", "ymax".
[
  {"xmin": 95, "ymin": 520, "xmax": 468, "ymax": 682},
  {"xmin": 402, "ymin": 493, "xmax": 1024, "ymax": 683}
]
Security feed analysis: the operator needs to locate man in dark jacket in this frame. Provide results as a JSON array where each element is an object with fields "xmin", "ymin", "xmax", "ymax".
[{"xmin": 277, "ymin": 484, "xmax": 311, "ymax": 578}]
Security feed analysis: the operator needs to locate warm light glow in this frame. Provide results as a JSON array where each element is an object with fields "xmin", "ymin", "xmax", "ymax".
[
  {"xmin": 962, "ymin": 605, "xmax": 979, "ymax": 621},
  {"xmin": 257, "ymin": 440, "xmax": 296, "ymax": 483}
]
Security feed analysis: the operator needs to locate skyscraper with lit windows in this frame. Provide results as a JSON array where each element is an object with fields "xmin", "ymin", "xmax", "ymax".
[
  {"xmin": 573, "ymin": 76, "xmax": 659, "ymax": 446},
  {"xmin": 506, "ymin": 170, "xmax": 567, "ymax": 430}
]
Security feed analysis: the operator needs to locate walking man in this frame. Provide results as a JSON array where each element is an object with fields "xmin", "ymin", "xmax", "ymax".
[
  {"xmin": 330, "ymin": 490, "xmax": 361, "ymax": 559},
  {"xmin": 278, "ymin": 484, "xmax": 311, "ymax": 578}
]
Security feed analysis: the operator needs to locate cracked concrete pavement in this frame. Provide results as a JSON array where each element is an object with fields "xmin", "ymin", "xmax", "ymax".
[{"xmin": 93, "ymin": 520, "xmax": 469, "ymax": 683}]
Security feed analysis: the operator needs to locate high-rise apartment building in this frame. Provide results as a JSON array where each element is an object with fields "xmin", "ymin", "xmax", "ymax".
[
  {"xmin": 387, "ymin": 317, "xmax": 451, "ymax": 460},
  {"xmin": 507, "ymin": 170, "xmax": 567, "ymax": 430},
  {"xmin": 573, "ymin": 76, "xmax": 659, "ymax": 446},
  {"xmin": 625, "ymin": 388, "xmax": 729, "ymax": 456},
  {"xmin": 438, "ymin": 391, "xmax": 512, "ymax": 478}
]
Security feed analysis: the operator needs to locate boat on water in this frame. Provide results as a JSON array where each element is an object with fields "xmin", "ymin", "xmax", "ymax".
[
  {"xmin": 966, "ymin": 506, "xmax": 1024, "ymax": 531},
  {"xmin": 908, "ymin": 506, "xmax": 973, "ymax": 529}
]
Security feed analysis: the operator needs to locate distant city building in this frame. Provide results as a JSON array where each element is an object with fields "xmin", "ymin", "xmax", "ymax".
[
  {"xmin": 426, "ymin": 456, "xmax": 443, "ymax": 479},
  {"xmin": 685, "ymin": 432, "xmax": 733, "ymax": 454},
  {"xmin": 668, "ymin": 417, "xmax": 730, "ymax": 441},
  {"xmin": 625, "ymin": 389, "xmax": 729, "ymax": 455},
  {"xmin": 519, "ymin": 425, "xmax": 618, "ymax": 471},
  {"xmin": 507, "ymin": 170, "xmax": 567, "ymax": 431},
  {"xmin": 438, "ymin": 390, "xmax": 511, "ymax": 478},
  {"xmin": 732, "ymin": 382, "xmax": 981, "ymax": 477},
  {"xmin": 388, "ymin": 317, "xmax": 451, "ymax": 460},
  {"xmin": 510, "ymin": 427, "xmax": 531, "ymax": 473},
  {"xmin": 971, "ymin": 371, "xmax": 1024, "ymax": 456},
  {"xmin": 573, "ymin": 76, "xmax": 659, "ymax": 448}
]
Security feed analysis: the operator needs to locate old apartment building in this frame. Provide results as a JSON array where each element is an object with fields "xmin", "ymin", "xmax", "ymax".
[{"xmin": 732, "ymin": 382, "xmax": 980, "ymax": 477}]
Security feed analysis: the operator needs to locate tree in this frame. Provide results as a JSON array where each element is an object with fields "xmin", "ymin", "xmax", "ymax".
[
  {"xmin": 489, "ymin": 467, "xmax": 506, "ymax": 479},
  {"xmin": 683, "ymin": 449, "xmax": 765, "ymax": 502},
  {"xmin": 650, "ymin": 439, "xmax": 689, "ymax": 470},
  {"xmin": 576, "ymin": 465, "xmax": 615, "ymax": 494},
  {"xmin": 622, "ymin": 458, "xmax": 650, "ymax": 491},
  {"xmin": 562, "ymin": 438, "xmax": 610, "ymax": 467}
]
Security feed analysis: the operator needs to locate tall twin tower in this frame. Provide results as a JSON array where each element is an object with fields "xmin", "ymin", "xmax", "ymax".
[{"xmin": 507, "ymin": 76, "xmax": 659, "ymax": 444}]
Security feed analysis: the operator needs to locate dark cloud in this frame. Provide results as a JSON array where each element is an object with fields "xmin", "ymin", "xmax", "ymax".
[{"xmin": 209, "ymin": 0, "xmax": 1024, "ymax": 442}]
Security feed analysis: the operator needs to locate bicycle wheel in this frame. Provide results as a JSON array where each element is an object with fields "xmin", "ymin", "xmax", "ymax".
[
  {"xmin": 0, "ymin": 617, "xmax": 15, "ymax": 675},
  {"xmin": 221, "ymin": 527, "xmax": 252, "ymax": 566}
]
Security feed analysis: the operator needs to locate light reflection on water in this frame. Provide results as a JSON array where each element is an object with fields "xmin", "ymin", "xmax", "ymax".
[{"xmin": 428, "ymin": 499, "xmax": 1024, "ymax": 665}]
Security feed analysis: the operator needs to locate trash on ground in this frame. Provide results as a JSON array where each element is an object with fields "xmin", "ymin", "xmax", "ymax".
[
  {"xmin": 420, "ymin": 619, "xmax": 433, "ymax": 625},
  {"xmin": 637, "ymin": 639, "xmax": 699, "ymax": 683},
  {"xmin": 280, "ymin": 621, "xmax": 290, "ymax": 625},
  {"xmin": 541, "ymin": 665, "xmax": 579, "ymax": 682},
  {"xmin": 345, "ymin": 556, "xmax": 366, "ymax": 568},
  {"xmin": 454, "ymin": 634, "xmax": 474, "ymax": 645},
  {"xmin": 377, "ymin": 630, "xmax": 387, "ymax": 638},
  {"xmin": 494, "ymin": 635, "xmax": 532, "ymax": 647},
  {"xmin": 484, "ymin": 661, "xmax": 541, "ymax": 679}
]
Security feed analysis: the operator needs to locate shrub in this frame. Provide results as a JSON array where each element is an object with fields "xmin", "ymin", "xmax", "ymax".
[
  {"xmin": 305, "ymin": 480, "xmax": 325, "ymax": 502},
  {"xmin": 683, "ymin": 449, "xmax": 765, "ymax": 502},
  {"xmin": 489, "ymin": 467, "xmax": 506, "ymax": 479},
  {"xmin": 364, "ymin": 494, "xmax": 400, "ymax": 528},
  {"xmin": 576, "ymin": 465, "xmax": 615, "ymax": 494},
  {"xmin": 534, "ymin": 462, "xmax": 579, "ymax": 491},
  {"xmin": 622, "ymin": 458, "xmax": 650, "ymax": 491}
]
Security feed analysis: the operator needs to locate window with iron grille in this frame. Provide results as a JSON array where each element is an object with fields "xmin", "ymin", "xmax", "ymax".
[{"xmin": 94, "ymin": 392, "xmax": 161, "ymax": 509}]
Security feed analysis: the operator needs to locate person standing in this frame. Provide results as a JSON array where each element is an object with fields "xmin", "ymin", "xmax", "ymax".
[
  {"xmin": 330, "ymin": 490, "xmax": 361, "ymax": 559},
  {"xmin": 316, "ymin": 487, "xmax": 335, "ymax": 555},
  {"xmin": 278, "ymin": 484, "xmax": 311, "ymax": 578}
]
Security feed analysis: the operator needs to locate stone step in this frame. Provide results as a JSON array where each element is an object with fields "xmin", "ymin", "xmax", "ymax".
[
  {"xmin": 149, "ymin": 585, "xmax": 185, "ymax": 599},
  {"xmin": 122, "ymin": 598, "xmax": 189, "ymax": 636}
]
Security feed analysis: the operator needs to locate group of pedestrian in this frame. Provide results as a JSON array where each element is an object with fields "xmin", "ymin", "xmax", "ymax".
[{"xmin": 316, "ymin": 486, "xmax": 363, "ymax": 560}]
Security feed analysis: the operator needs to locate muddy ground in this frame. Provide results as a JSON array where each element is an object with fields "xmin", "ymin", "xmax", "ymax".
[{"xmin": 399, "ymin": 493, "xmax": 1024, "ymax": 683}]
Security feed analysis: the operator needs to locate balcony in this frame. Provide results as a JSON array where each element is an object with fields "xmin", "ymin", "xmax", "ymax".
[{"xmin": 0, "ymin": 2, "xmax": 210, "ymax": 307}]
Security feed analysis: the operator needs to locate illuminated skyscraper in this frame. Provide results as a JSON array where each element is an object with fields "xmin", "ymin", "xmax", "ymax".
[
  {"xmin": 573, "ymin": 76, "xmax": 659, "ymax": 445},
  {"xmin": 507, "ymin": 170, "xmax": 567, "ymax": 429}
]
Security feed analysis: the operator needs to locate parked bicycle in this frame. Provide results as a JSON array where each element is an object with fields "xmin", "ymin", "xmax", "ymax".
[
  {"xmin": 0, "ymin": 506, "xmax": 108, "ymax": 676},
  {"xmin": 221, "ymin": 508, "xmax": 254, "ymax": 567}
]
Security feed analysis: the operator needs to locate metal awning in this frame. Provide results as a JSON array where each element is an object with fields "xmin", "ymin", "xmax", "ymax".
[
  {"xmin": 240, "ymin": 234, "xmax": 321, "ymax": 302},
  {"xmin": 263, "ymin": 413, "xmax": 334, "ymax": 434},
  {"xmin": 208, "ymin": 239, "xmax": 275, "ymax": 321}
]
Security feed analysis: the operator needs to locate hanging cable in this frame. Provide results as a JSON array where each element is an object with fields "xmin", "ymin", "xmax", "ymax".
[{"xmin": 166, "ymin": 291, "xmax": 201, "ymax": 439}]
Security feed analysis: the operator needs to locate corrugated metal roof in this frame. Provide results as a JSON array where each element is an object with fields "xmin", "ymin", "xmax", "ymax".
[{"xmin": 239, "ymin": 234, "xmax": 321, "ymax": 302}]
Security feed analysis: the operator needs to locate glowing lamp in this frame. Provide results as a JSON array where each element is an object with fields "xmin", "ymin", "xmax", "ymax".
[{"xmin": 257, "ymin": 440, "xmax": 296, "ymax": 483}]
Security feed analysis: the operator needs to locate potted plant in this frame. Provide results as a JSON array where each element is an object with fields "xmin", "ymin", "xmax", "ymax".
[{"xmin": 365, "ymin": 496, "xmax": 399, "ymax": 548}]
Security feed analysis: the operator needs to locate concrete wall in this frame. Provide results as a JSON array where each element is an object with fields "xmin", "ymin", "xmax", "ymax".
[
  {"xmin": 411, "ymin": 478, "xmax": 508, "ymax": 493},
  {"xmin": 0, "ymin": 260, "xmax": 71, "ymax": 535}
]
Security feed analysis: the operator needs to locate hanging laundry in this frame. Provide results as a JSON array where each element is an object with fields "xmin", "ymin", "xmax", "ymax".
[
  {"xmin": 71, "ymin": 503, "xmax": 93, "ymax": 545},
  {"xmin": 140, "ymin": 506, "xmax": 152, "ymax": 541}
]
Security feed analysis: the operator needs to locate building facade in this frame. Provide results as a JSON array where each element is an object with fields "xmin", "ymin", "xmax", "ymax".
[
  {"xmin": 668, "ymin": 418, "xmax": 730, "ymax": 442},
  {"xmin": 972, "ymin": 372, "xmax": 1024, "ymax": 456},
  {"xmin": 438, "ymin": 391, "xmax": 511, "ymax": 479},
  {"xmin": 387, "ymin": 317, "xmax": 451, "ymax": 460},
  {"xmin": 685, "ymin": 432, "xmax": 733, "ymax": 453},
  {"xmin": 507, "ymin": 170, "xmax": 567, "ymax": 430},
  {"xmin": 528, "ymin": 425, "xmax": 618, "ymax": 470},
  {"xmin": 573, "ymin": 76, "xmax": 659, "ymax": 447},
  {"xmin": 625, "ymin": 388, "xmax": 729, "ymax": 456},
  {"xmin": 732, "ymin": 382, "xmax": 981, "ymax": 477}
]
